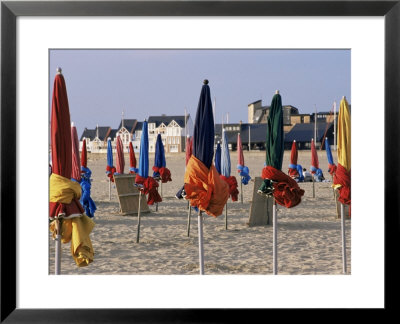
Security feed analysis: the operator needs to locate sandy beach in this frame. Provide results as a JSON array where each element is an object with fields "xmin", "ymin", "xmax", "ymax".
[{"xmin": 49, "ymin": 150, "xmax": 351, "ymax": 275}]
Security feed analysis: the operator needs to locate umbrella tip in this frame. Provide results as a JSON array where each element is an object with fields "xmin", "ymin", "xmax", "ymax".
[
  {"xmin": 56, "ymin": 67, "xmax": 62, "ymax": 74},
  {"xmin": 342, "ymin": 95, "xmax": 346, "ymax": 100},
  {"xmin": 187, "ymin": 134, "xmax": 190, "ymax": 138},
  {"xmin": 293, "ymin": 140, "xmax": 296, "ymax": 142},
  {"xmin": 203, "ymin": 79, "xmax": 209, "ymax": 85},
  {"xmin": 275, "ymin": 90, "xmax": 279, "ymax": 94},
  {"xmin": 71, "ymin": 121, "xmax": 75, "ymax": 127}
]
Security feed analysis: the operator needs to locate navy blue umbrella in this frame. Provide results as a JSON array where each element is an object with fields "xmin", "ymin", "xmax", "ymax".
[
  {"xmin": 193, "ymin": 81, "xmax": 215, "ymax": 168},
  {"xmin": 214, "ymin": 142, "xmax": 221, "ymax": 174},
  {"xmin": 138, "ymin": 121, "xmax": 149, "ymax": 179},
  {"xmin": 153, "ymin": 134, "xmax": 166, "ymax": 178}
]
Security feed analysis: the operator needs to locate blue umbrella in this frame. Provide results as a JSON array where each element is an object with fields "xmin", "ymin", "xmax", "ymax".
[
  {"xmin": 106, "ymin": 137, "xmax": 115, "ymax": 200},
  {"xmin": 221, "ymin": 130, "xmax": 231, "ymax": 177},
  {"xmin": 214, "ymin": 142, "xmax": 221, "ymax": 174},
  {"xmin": 325, "ymin": 137, "xmax": 337, "ymax": 177},
  {"xmin": 138, "ymin": 121, "xmax": 149, "ymax": 179},
  {"xmin": 153, "ymin": 134, "xmax": 166, "ymax": 178},
  {"xmin": 192, "ymin": 81, "xmax": 214, "ymax": 168}
]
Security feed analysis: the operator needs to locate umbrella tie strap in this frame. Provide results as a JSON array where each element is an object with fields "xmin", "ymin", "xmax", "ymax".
[
  {"xmin": 106, "ymin": 165, "xmax": 116, "ymax": 182},
  {"xmin": 333, "ymin": 164, "xmax": 351, "ymax": 210},
  {"xmin": 152, "ymin": 166, "xmax": 172, "ymax": 183},
  {"xmin": 135, "ymin": 174, "xmax": 162, "ymax": 205},
  {"xmin": 220, "ymin": 175, "xmax": 239, "ymax": 201}
]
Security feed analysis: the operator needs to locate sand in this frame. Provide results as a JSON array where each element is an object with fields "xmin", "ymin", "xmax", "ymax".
[{"xmin": 49, "ymin": 150, "xmax": 351, "ymax": 275}]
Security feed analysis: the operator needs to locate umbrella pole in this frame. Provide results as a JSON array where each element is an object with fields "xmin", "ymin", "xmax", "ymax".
[
  {"xmin": 312, "ymin": 176, "xmax": 315, "ymax": 198},
  {"xmin": 198, "ymin": 211, "xmax": 204, "ymax": 275},
  {"xmin": 273, "ymin": 199, "xmax": 278, "ymax": 275},
  {"xmin": 187, "ymin": 200, "xmax": 191, "ymax": 237},
  {"xmin": 136, "ymin": 191, "xmax": 142, "ymax": 243},
  {"xmin": 161, "ymin": 181, "xmax": 163, "ymax": 198},
  {"xmin": 240, "ymin": 179, "xmax": 243, "ymax": 204},
  {"xmin": 109, "ymin": 178, "xmax": 111, "ymax": 201},
  {"xmin": 341, "ymin": 203, "xmax": 347, "ymax": 274},
  {"xmin": 156, "ymin": 184, "xmax": 159, "ymax": 212},
  {"xmin": 55, "ymin": 218, "xmax": 61, "ymax": 275},
  {"xmin": 225, "ymin": 203, "xmax": 228, "ymax": 230}
]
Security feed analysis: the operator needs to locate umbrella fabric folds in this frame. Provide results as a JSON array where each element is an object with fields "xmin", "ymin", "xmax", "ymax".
[
  {"xmin": 333, "ymin": 97, "xmax": 351, "ymax": 207},
  {"xmin": 135, "ymin": 120, "xmax": 162, "ymax": 205},
  {"xmin": 80, "ymin": 138, "xmax": 96, "ymax": 218},
  {"xmin": 325, "ymin": 137, "xmax": 337, "ymax": 175},
  {"xmin": 153, "ymin": 134, "xmax": 172, "ymax": 183},
  {"xmin": 220, "ymin": 130, "xmax": 239, "ymax": 201},
  {"xmin": 106, "ymin": 138, "xmax": 116, "ymax": 181},
  {"xmin": 71, "ymin": 123, "xmax": 81, "ymax": 182},
  {"xmin": 259, "ymin": 93, "xmax": 304, "ymax": 208},
  {"xmin": 115, "ymin": 135, "xmax": 125, "ymax": 174},
  {"xmin": 310, "ymin": 139, "xmax": 324, "ymax": 182},
  {"xmin": 49, "ymin": 69, "xmax": 94, "ymax": 267},
  {"xmin": 214, "ymin": 142, "xmax": 221, "ymax": 174},
  {"xmin": 129, "ymin": 141, "xmax": 138, "ymax": 174},
  {"xmin": 237, "ymin": 133, "xmax": 251, "ymax": 185},
  {"xmin": 184, "ymin": 80, "xmax": 229, "ymax": 217}
]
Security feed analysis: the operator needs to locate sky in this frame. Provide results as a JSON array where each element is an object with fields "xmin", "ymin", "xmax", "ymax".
[{"xmin": 49, "ymin": 49, "xmax": 351, "ymax": 138}]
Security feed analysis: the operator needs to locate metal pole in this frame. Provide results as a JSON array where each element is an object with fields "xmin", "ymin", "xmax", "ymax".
[
  {"xmin": 312, "ymin": 175, "xmax": 315, "ymax": 198},
  {"xmin": 198, "ymin": 211, "xmax": 204, "ymax": 275},
  {"xmin": 333, "ymin": 101, "xmax": 337, "ymax": 151},
  {"xmin": 341, "ymin": 203, "xmax": 347, "ymax": 274},
  {"xmin": 54, "ymin": 218, "xmax": 61, "ymax": 275},
  {"xmin": 248, "ymin": 125, "xmax": 251, "ymax": 151},
  {"xmin": 136, "ymin": 191, "xmax": 142, "ymax": 243},
  {"xmin": 109, "ymin": 178, "xmax": 111, "ymax": 201},
  {"xmin": 273, "ymin": 200, "xmax": 277, "ymax": 275},
  {"xmin": 156, "ymin": 184, "xmax": 159, "ymax": 212},
  {"xmin": 187, "ymin": 201, "xmax": 191, "ymax": 237},
  {"xmin": 225, "ymin": 203, "xmax": 228, "ymax": 230},
  {"xmin": 240, "ymin": 180, "xmax": 243, "ymax": 204}
]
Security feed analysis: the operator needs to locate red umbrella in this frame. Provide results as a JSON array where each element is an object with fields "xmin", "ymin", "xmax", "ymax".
[
  {"xmin": 71, "ymin": 123, "xmax": 81, "ymax": 182},
  {"xmin": 49, "ymin": 68, "xmax": 94, "ymax": 271},
  {"xmin": 81, "ymin": 137, "xmax": 87, "ymax": 170},
  {"xmin": 237, "ymin": 133, "xmax": 244, "ymax": 168},
  {"xmin": 310, "ymin": 138, "xmax": 319, "ymax": 174},
  {"xmin": 185, "ymin": 135, "xmax": 193, "ymax": 166},
  {"xmin": 288, "ymin": 140, "xmax": 299, "ymax": 178},
  {"xmin": 129, "ymin": 141, "xmax": 138, "ymax": 174},
  {"xmin": 115, "ymin": 135, "xmax": 125, "ymax": 174}
]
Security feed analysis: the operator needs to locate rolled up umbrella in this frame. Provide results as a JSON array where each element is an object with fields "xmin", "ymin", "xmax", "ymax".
[
  {"xmin": 49, "ymin": 68, "xmax": 94, "ymax": 273},
  {"xmin": 214, "ymin": 142, "xmax": 221, "ymax": 174},
  {"xmin": 71, "ymin": 122, "xmax": 81, "ymax": 183},
  {"xmin": 135, "ymin": 120, "xmax": 162, "ymax": 243},
  {"xmin": 333, "ymin": 96, "xmax": 351, "ymax": 274},
  {"xmin": 129, "ymin": 141, "xmax": 138, "ymax": 174},
  {"xmin": 288, "ymin": 140, "xmax": 304, "ymax": 182},
  {"xmin": 325, "ymin": 137, "xmax": 337, "ymax": 175},
  {"xmin": 259, "ymin": 91, "xmax": 304, "ymax": 275},
  {"xmin": 80, "ymin": 136, "xmax": 96, "ymax": 218},
  {"xmin": 106, "ymin": 138, "xmax": 115, "ymax": 200},
  {"xmin": 236, "ymin": 133, "xmax": 251, "ymax": 203},
  {"xmin": 311, "ymin": 138, "xmax": 325, "ymax": 188},
  {"xmin": 153, "ymin": 133, "xmax": 172, "ymax": 183},
  {"xmin": 185, "ymin": 135, "xmax": 193, "ymax": 166},
  {"xmin": 184, "ymin": 80, "xmax": 229, "ymax": 274},
  {"xmin": 115, "ymin": 135, "xmax": 125, "ymax": 174},
  {"xmin": 220, "ymin": 129, "xmax": 239, "ymax": 229}
]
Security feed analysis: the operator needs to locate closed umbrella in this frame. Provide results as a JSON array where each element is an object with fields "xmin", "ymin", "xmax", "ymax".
[
  {"xmin": 135, "ymin": 120, "xmax": 162, "ymax": 243},
  {"xmin": 71, "ymin": 122, "xmax": 81, "ymax": 183},
  {"xmin": 106, "ymin": 138, "xmax": 116, "ymax": 200},
  {"xmin": 80, "ymin": 137, "xmax": 96, "ymax": 218},
  {"xmin": 115, "ymin": 135, "xmax": 125, "ymax": 174},
  {"xmin": 325, "ymin": 137, "xmax": 337, "ymax": 176},
  {"xmin": 288, "ymin": 140, "xmax": 304, "ymax": 182},
  {"xmin": 49, "ymin": 68, "xmax": 94, "ymax": 274},
  {"xmin": 214, "ymin": 141, "xmax": 221, "ymax": 174},
  {"xmin": 184, "ymin": 80, "xmax": 229, "ymax": 274},
  {"xmin": 185, "ymin": 135, "xmax": 193, "ymax": 166},
  {"xmin": 259, "ymin": 91, "xmax": 304, "ymax": 275},
  {"xmin": 236, "ymin": 133, "xmax": 251, "ymax": 203},
  {"xmin": 333, "ymin": 96, "xmax": 351, "ymax": 274},
  {"xmin": 129, "ymin": 141, "xmax": 138, "ymax": 174},
  {"xmin": 220, "ymin": 129, "xmax": 239, "ymax": 229},
  {"xmin": 153, "ymin": 134, "xmax": 172, "ymax": 211}
]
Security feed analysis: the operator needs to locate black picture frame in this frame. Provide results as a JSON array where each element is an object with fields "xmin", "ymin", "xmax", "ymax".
[{"xmin": 1, "ymin": 0, "xmax": 399, "ymax": 322}]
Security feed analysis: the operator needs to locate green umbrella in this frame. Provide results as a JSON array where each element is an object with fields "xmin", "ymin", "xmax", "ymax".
[{"xmin": 266, "ymin": 93, "xmax": 284, "ymax": 169}]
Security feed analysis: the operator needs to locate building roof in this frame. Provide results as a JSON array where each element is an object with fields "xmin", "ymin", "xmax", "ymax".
[
  {"xmin": 147, "ymin": 115, "xmax": 189, "ymax": 128},
  {"xmin": 117, "ymin": 119, "xmax": 137, "ymax": 133},
  {"xmin": 284, "ymin": 122, "xmax": 333, "ymax": 143},
  {"xmin": 80, "ymin": 128, "xmax": 96, "ymax": 141}
]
